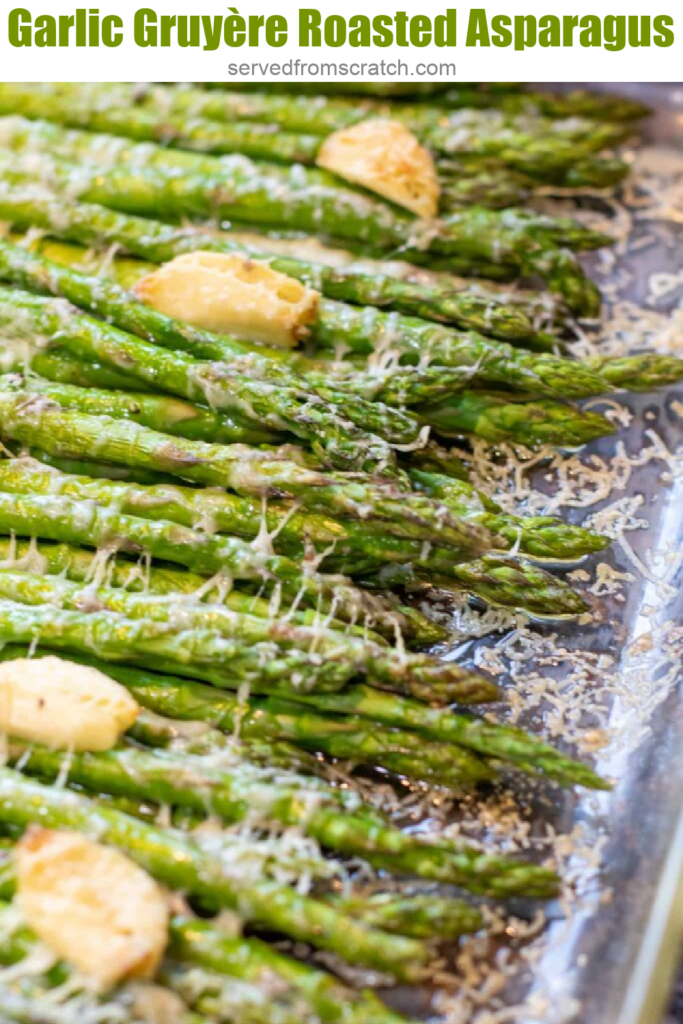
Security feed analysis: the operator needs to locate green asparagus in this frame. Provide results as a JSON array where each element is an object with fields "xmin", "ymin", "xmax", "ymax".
[
  {"xmin": 0, "ymin": 120, "xmax": 606, "ymax": 310},
  {"xmin": 0, "ymin": 457, "xmax": 592, "ymax": 616},
  {"xmin": 0, "ymin": 890, "xmax": 413, "ymax": 1024},
  {"xmin": 0, "ymin": 569, "xmax": 493, "ymax": 707},
  {"xmin": 0, "ymin": 238, "xmax": 629, "ymax": 407},
  {"xmin": 0, "ymin": 83, "xmax": 630, "ymax": 183},
  {"xmin": 0, "ymin": 647, "xmax": 602, "ymax": 789},
  {"xmin": 418, "ymin": 391, "xmax": 614, "ymax": 447},
  {"xmin": 0, "ymin": 237, "xmax": 551, "ymax": 409},
  {"xmin": 0, "ymin": 535, "xmax": 445, "ymax": 646},
  {"xmin": 409, "ymin": 467, "xmax": 609, "ymax": 563},
  {"xmin": 0, "ymin": 763, "xmax": 559, "ymax": 899},
  {"xmin": 0, "ymin": 487, "xmax": 424, "ymax": 635},
  {"xmin": 8, "ymin": 738, "xmax": 495, "ymax": 859},
  {"xmin": 0, "ymin": 778, "xmax": 428, "ymax": 978},
  {"xmin": 0, "ymin": 287, "xmax": 425, "ymax": 475},
  {"xmin": 328, "ymin": 890, "xmax": 483, "ymax": 939},
  {"xmin": 0, "ymin": 185, "xmax": 561, "ymax": 342},
  {"xmin": 0, "ymin": 380, "xmax": 498, "ymax": 556}
]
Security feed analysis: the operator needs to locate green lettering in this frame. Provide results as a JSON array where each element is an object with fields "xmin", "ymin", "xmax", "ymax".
[
  {"xmin": 134, "ymin": 8, "xmax": 157, "ymax": 47},
  {"xmin": 8, "ymin": 8, "xmax": 31, "ymax": 47},
  {"xmin": 35, "ymin": 13, "xmax": 56, "ymax": 46},
  {"xmin": 372, "ymin": 14, "xmax": 393, "ymax": 46},
  {"xmin": 654, "ymin": 14, "xmax": 674, "ymax": 46},
  {"xmin": 604, "ymin": 14, "xmax": 625, "ymax": 51},
  {"xmin": 410, "ymin": 14, "xmax": 431, "ymax": 46},
  {"xmin": 491, "ymin": 14, "xmax": 512, "ymax": 47},
  {"xmin": 562, "ymin": 14, "xmax": 579, "ymax": 45},
  {"xmin": 629, "ymin": 15, "xmax": 650, "ymax": 46},
  {"xmin": 539, "ymin": 15, "xmax": 560, "ymax": 46},
  {"xmin": 395, "ymin": 11, "xmax": 409, "ymax": 46},
  {"xmin": 434, "ymin": 9, "xmax": 456, "ymax": 47},
  {"xmin": 160, "ymin": 15, "xmax": 175, "ymax": 46},
  {"xmin": 102, "ymin": 14, "xmax": 123, "ymax": 45},
  {"xmin": 349, "ymin": 14, "xmax": 371, "ymax": 47},
  {"xmin": 299, "ymin": 9, "xmax": 321, "ymax": 46},
  {"xmin": 514, "ymin": 14, "xmax": 536, "ymax": 50},
  {"xmin": 248, "ymin": 14, "xmax": 264, "ymax": 45},
  {"xmin": 265, "ymin": 15, "xmax": 287, "ymax": 45},
  {"xmin": 58, "ymin": 14, "xmax": 74, "ymax": 45},
  {"xmin": 466, "ymin": 9, "xmax": 490, "ymax": 46},
  {"xmin": 202, "ymin": 15, "xmax": 223, "ymax": 50},
  {"xmin": 324, "ymin": 14, "xmax": 346, "ymax": 46},
  {"xmin": 579, "ymin": 14, "xmax": 601, "ymax": 46}
]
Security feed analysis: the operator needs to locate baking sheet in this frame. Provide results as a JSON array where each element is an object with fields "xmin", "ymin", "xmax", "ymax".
[{"xmin": 387, "ymin": 84, "xmax": 683, "ymax": 1024}]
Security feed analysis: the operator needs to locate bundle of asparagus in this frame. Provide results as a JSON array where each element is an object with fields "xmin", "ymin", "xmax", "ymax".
[
  {"xmin": 0, "ymin": 80, "xmax": 668, "ymax": 1023},
  {"xmin": 0, "ymin": 116, "xmax": 607, "ymax": 312},
  {"xmin": 0, "ymin": 82, "xmax": 635, "ymax": 195}
]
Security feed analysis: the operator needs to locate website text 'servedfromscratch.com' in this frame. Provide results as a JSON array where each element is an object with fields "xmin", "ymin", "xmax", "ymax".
[{"xmin": 213, "ymin": 60, "xmax": 455, "ymax": 78}]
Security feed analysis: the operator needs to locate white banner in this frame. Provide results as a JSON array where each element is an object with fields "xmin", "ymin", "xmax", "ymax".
[{"xmin": 0, "ymin": 0, "xmax": 680, "ymax": 81}]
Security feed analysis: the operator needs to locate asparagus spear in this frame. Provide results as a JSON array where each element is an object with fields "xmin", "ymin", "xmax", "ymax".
[
  {"xmin": 418, "ymin": 391, "xmax": 614, "ymax": 447},
  {"xmin": 0, "ymin": 237, "xmax": 538, "ymax": 409},
  {"xmin": 0, "ymin": 768, "xmax": 559, "ymax": 910},
  {"xmin": 0, "ymin": 761, "xmax": 559, "ymax": 899},
  {"xmin": 0, "ymin": 287, "xmax": 423, "ymax": 474},
  {"xmin": 0, "ymin": 120, "xmax": 606, "ymax": 310},
  {"xmin": 0, "ymin": 646, "xmax": 500, "ymax": 793},
  {"xmin": 0, "ymin": 118, "xmax": 600, "ymax": 251},
  {"xmin": 0, "ymin": 647, "xmax": 599, "ymax": 789},
  {"xmin": 0, "ymin": 536, "xmax": 445, "ymax": 646},
  {"xmin": 0, "ymin": 889, "xmax": 413, "ymax": 1024},
  {"xmin": 0, "ymin": 895, "xmax": 372, "ymax": 1024},
  {"xmin": 8, "ymin": 738, "xmax": 495, "ymax": 860},
  {"xmin": 437, "ymin": 85, "xmax": 649, "ymax": 122},
  {"xmin": 25, "ymin": 249, "xmax": 664, "ymax": 407},
  {"xmin": 409, "ymin": 467, "xmax": 609, "ymax": 563},
  {"xmin": 140, "ymin": 719, "xmax": 326, "ymax": 779},
  {"xmin": 50, "ymin": 81, "xmax": 647, "ymax": 136},
  {"xmin": 168, "ymin": 915, "xmax": 409, "ymax": 1024},
  {"xmin": 308, "ymin": 308, "xmax": 616, "ymax": 399},
  {"xmin": 1, "ymin": 366, "xmax": 280, "ymax": 446},
  {"xmin": 328, "ymin": 891, "xmax": 483, "ymax": 939},
  {"xmin": 0, "ymin": 588, "xmax": 494, "ymax": 705},
  {"xmin": 0, "ymin": 234, "xmax": 580, "ymax": 402},
  {"xmin": 435, "ymin": 162, "xmax": 533, "ymax": 211},
  {"xmin": 0, "ymin": 487, "xmax": 420, "ymax": 634},
  {"xmin": 0, "ymin": 569, "xmax": 489, "ymax": 707},
  {"xmin": 0, "ymin": 451, "xmax": 472, "ymax": 578},
  {"xmin": 0, "ymin": 458, "xmax": 590, "ymax": 617},
  {"xmin": 0, "ymin": 228, "xmax": 614, "ymax": 404},
  {"xmin": 0, "ymin": 81, "xmax": 325, "ymax": 163},
  {"xmin": 0, "ymin": 83, "xmax": 629, "ymax": 180},
  {"xmin": 161, "ymin": 965, "xmax": 328, "ymax": 1024},
  {"xmin": 0, "ymin": 185, "xmax": 560, "ymax": 343},
  {"xmin": 0, "ymin": 595, "xmax": 388, "ymax": 697},
  {"xmin": 293, "ymin": 683, "xmax": 606, "ymax": 788},
  {"xmin": 583, "ymin": 353, "xmax": 683, "ymax": 391},
  {"xmin": 421, "ymin": 554, "xmax": 590, "ymax": 618},
  {"xmin": 129, "ymin": 710, "xmax": 455, "ymax": 807},
  {"xmin": 423, "ymin": 109, "xmax": 629, "ymax": 169},
  {"xmin": 0, "ymin": 446, "xmax": 607, "ymax": 571},
  {"xmin": 0, "ymin": 381, "xmax": 495, "ymax": 555},
  {"xmin": 0, "ymin": 777, "xmax": 427, "ymax": 978}
]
